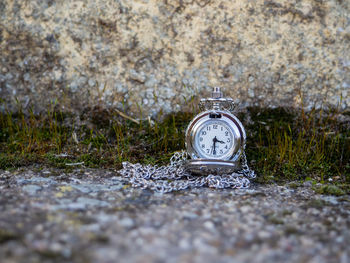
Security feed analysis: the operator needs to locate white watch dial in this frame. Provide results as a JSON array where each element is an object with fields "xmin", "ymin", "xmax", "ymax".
[{"xmin": 195, "ymin": 121, "xmax": 234, "ymax": 158}]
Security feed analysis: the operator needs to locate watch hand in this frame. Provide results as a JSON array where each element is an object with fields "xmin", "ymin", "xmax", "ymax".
[
  {"xmin": 212, "ymin": 136, "xmax": 217, "ymax": 155},
  {"xmin": 217, "ymin": 139, "xmax": 225, "ymax": 144}
]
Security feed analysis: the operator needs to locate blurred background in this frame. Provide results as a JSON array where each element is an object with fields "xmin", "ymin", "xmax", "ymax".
[{"xmin": 1, "ymin": 0, "xmax": 349, "ymax": 117}]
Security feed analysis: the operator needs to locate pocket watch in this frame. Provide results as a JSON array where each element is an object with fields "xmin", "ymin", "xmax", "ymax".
[
  {"xmin": 185, "ymin": 87, "xmax": 246, "ymax": 175},
  {"xmin": 119, "ymin": 87, "xmax": 255, "ymax": 193}
]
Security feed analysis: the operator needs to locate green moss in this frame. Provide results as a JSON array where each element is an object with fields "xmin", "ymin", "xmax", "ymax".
[
  {"xmin": 313, "ymin": 185, "xmax": 346, "ymax": 196},
  {"xmin": 281, "ymin": 210, "xmax": 293, "ymax": 216},
  {"xmin": 0, "ymin": 153, "xmax": 40, "ymax": 169},
  {"xmin": 306, "ymin": 199, "xmax": 327, "ymax": 208},
  {"xmin": 338, "ymin": 196, "xmax": 350, "ymax": 202},
  {"xmin": 284, "ymin": 226, "xmax": 300, "ymax": 236},
  {"xmin": 244, "ymin": 106, "xmax": 350, "ymax": 184},
  {"xmin": 0, "ymin": 229, "xmax": 18, "ymax": 243},
  {"xmin": 268, "ymin": 215, "xmax": 284, "ymax": 225},
  {"xmin": 45, "ymin": 153, "xmax": 71, "ymax": 168},
  {"xmin": 35, "ymin": 249, "xmax": 65, "ymax": 259},
  {"xmin": 0, "ymin": 101, "xmax": 349, "ymax": 189},
  {"xmin": 287, "ymin": 182, "xmax": 301, "ymax": 189}
]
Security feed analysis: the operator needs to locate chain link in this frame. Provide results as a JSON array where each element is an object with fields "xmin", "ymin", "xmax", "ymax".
[{"xmin": 118, "ymin": 150, "xmax": 255, "ymax": 193}]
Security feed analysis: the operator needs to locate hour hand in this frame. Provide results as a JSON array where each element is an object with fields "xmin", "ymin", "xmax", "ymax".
[{"xmin": 217, "ymin": 139, "xmax": 225, "ymax": 144}]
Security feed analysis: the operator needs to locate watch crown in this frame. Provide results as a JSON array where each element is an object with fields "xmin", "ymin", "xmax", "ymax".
[
  {"xmin": 199, "ymin": 87, "xmax": 236, "ymax": 113},
  {"xmin": 212, "ymin": 87, "xmax": 223, "ymax": 99}
]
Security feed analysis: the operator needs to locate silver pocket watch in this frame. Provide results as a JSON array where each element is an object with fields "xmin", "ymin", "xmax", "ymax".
[
  {"xmin": 119, "ymin": 87, "xmax": 255, "ymax": 193},
  {"xmin": 185, "ymin": 87, "xmax": 246, "ymax": 175}
]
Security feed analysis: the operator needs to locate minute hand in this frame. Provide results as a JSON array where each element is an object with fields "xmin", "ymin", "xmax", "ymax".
[{"xmin": 212, "ymin": 137, "xmax": 218, "ymax": 155}]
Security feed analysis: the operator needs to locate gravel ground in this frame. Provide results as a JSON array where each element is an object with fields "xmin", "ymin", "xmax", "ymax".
[{"xmin": 0, "ymin": 167, "xmax": 349, "ymax": 263}]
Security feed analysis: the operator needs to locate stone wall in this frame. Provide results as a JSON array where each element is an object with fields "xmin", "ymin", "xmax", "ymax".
[{"xmin": 1, "ymin": 0, "xmax": 349, "ymax": 116}]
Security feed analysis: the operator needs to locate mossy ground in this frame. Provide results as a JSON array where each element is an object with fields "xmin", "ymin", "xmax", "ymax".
[{"xmin": 0, "ymin": 101, "xmax": 349, "ymax": 193}]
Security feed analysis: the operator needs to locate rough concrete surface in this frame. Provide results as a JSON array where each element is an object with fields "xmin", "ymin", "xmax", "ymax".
[
  {"xmin": 0, "ymin": 0, "xmax": 349, "ymax": 116},
  {"xmin": 0, "ymin": 167, "xmax": 349, "ymax": 263}
]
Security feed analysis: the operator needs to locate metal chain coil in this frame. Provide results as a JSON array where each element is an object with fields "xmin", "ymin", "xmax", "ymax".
[{"xmin": 118, "ymin": 150, "xmax": 255, "ymax": 193}]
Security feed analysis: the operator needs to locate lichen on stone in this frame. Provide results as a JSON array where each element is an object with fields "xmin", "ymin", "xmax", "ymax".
[{"xmin": 0, "ymin": 0, "xmax": 349, "ymax": 115}]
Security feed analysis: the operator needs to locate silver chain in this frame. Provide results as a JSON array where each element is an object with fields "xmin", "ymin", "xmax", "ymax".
[{"xmin": 118, "ymin": 151, "xmax": 255, "ymax": 193}]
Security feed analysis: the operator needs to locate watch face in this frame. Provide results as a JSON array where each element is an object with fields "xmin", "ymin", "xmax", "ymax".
[{"xmin": 195, "ymin": 121, "xmax": 234, "ymax": 159}]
